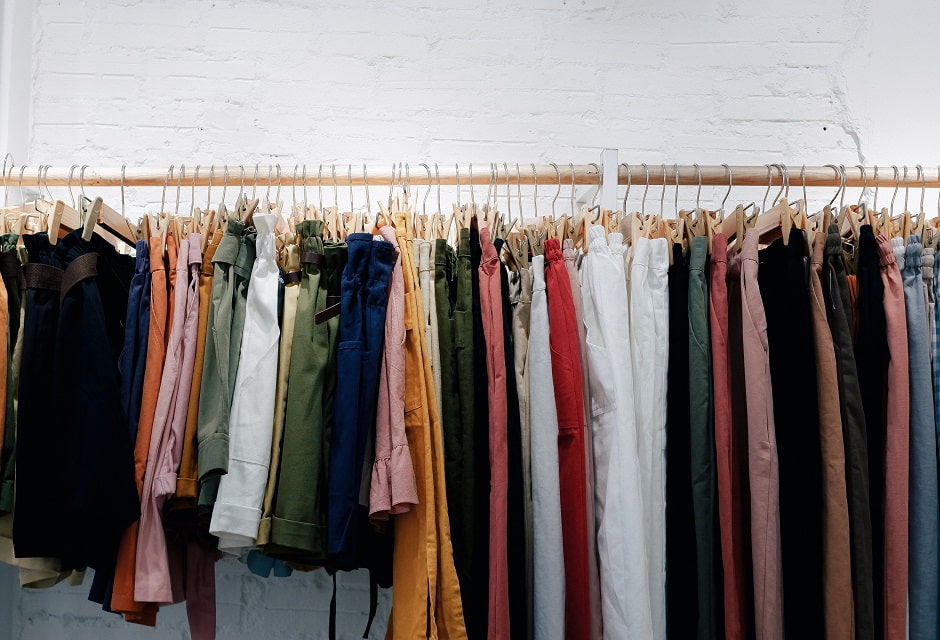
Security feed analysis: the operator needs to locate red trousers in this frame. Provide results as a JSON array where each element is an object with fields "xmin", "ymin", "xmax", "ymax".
[{"xmin": 544, "ymin": 238, "xmax": 590, "ymax": 637}]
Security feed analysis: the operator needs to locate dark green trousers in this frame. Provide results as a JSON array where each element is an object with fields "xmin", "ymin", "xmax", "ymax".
[
  {"xmin": 688, "ymin": 235, "xmax": 721, "ymax": 640},
  {"xmin": 269, "ymin": 220, "xmax": 347, "ymax": 563},
  {"xmin": 197, "ymin": 218, "xmax": 255, "ymax": 514}
]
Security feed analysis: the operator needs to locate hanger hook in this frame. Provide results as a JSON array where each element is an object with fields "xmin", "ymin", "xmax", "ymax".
[
  {"xmin": 673, "ymin": 163, "xmax": 680, "ymax": 218},
  {"xmin": 497, "ymin": 163, "xmax": 508, "ymax": 222},
  {"xmin": 66, "ymin": 164, "xmax": 78, "ymax": 209},
  {"xmin": 550, "ymin": 163, "xmax": 561, "ymax": 217},
  {"xmin": 237, "ymin": 165, "xmax": 245, "ymax": 202},
  {"xmin": 207, "ymin": 165, "xmax": 215, "ymax": 212},
  {"xmin": 191, "ymin": 165, "xmax": 200, "ymax": 217},
  {"xmin": 221, "ymin": 165, "xmax": 229, "ymax": 208},
  {"xmin": 658, "ymin": 163, "xmax": 666, "ymax": 216},
  {"xmin": 641, "ymin": 163, "xmax": 650, "ymax": 216},
  {"xmin": 434, "ymin": 163, "xmax": 441, "ymax": 215},
  {"xmin": 291, "ymin": 164, "xmax": 299, "ymax": 209},
  {"xmin": 175, "ymin": 164, "xmax": 185, "ymax": 217},
  {"xmin": 762, "ymin": 164, "xmax": 773, "ymax": 212},
  {"xmin": 856, "ymin": 164, "xmax": 867, "ymax": 206},
  {"xmin": 621, "ymin": 163, "xmax": 631, "ymax": 214},
  {"xmin": 264, "ymin": 165, "xmax": 272, "ymax": 201},
  {"xmin": 531, "ymin": 163, "xmax": 538, "ymax": 218},
  {"xmin": 160, "ymin": 164, "xmax": 175, "ymax": 213},
  {"xmin": 362, "ymin": 164, "xmax": 369, "ymax": 215},
  {"xmin": 873, "ymin": 165, "xmax": 880, "ymax": 210},
  {"xmin": 331, "ymin": 164, "xmax": 337, "ymax": 209},
  {"xmin": 1, "ymin": 155, "xmax": 10, "ymax": 210},
  {"xmin": 516, "ymin": 163, "xmax": 523, "ymax": 220},
  {"xmin": 569, "ymin": 162, "xmax": 576, "ymax": 217},
  {"xmin": 838, "ymin": 165, "xmax": 847, "ymax": 211},
  {"xmin": 772, "ymin": 164, "xmax": 786, "ymax": 206},
  {"xmin": 917, "ymin": 164, "xmax": 926, "ymax": 214},
  {"xmin": 79, "ymin": 164, "xmax": 89, "ymax": 202},
  {"xmin": 800, "ymin": 165, "xmax": 808, "ymax": 206},
  {"xmin": 468, "ymin": 163, "xmax": 475, "ymax": 206},
  {"xmin": 420, "ymin": 163, "xmax": 432, "ymax": 215},
  {"xmin": 302, "ymin": 164, "xmax": 308, "ymax": 213},
  {"xmin": 903, "ymin": 165, "xmax": 910, "ymax": 213},
  {"xmin": 16, "ymin": 165, "xmax": 27, "ymax": 205},
  {"xmin": 347, "ymin": 165, "xmax": 354, "ymax": 214},
  {"xmin": 454, "ymin": 163, "xmax": 461, "ymax": 208},
  {"xmin": 318, "ymin": 164, "xmax": 324, "ymax": 213},
  {"xmin": 693, "ymin": 163, "xmax": 702, "ymax": 211},
  {"xmin": 823, "ymin": 164, "xmax": 841, "ymax": 208},
  {"xmin": 121, "ymin": 164, "xmax": 127, "ymax": 217},
  {"xmin": 589, "ymin": 163, "xmax": 600, "ymax": 207},
  {"xmin": 275, "ymin": 164, "xmax": 282, "ymax": 204},
  {"xmin": 890, "ymin": 165, "xmax": 899, "ymax": 215},
  {"xmin": 720, "ymin": 164, "xmax": 732, "ymax": 212}
]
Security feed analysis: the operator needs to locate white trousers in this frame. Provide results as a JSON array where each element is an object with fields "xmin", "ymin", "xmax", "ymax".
[
  {"xmin": 628, "ymin": 237, "xmax": 670, "ymax": 639},
  {"xmin": 581, "ymin": 227, "xmax": 654, "ymax": 639},
  {"xmin": 210, "ymin": 213, "xmax": 281, "ymax": 551},
  {"xmin": 529, "ymin": 254, "xmax": 566, "ymax": 640}
]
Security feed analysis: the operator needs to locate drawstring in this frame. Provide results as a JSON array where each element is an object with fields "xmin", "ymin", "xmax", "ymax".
[
  {"xmin": 329, "ymin": 572, "xmax": 337, "ymax": 640},
  {"xmin": 363, "ymin": 569, "xmax": 378, "ymax": 638}
]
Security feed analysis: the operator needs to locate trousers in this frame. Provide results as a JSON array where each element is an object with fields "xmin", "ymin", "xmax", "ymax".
[
  {"xmin": 328, "ymin": 232, "xmax": 395, "ymax": 563},
  {"xmin": 270, "ymin": 220, "xmax": 345, "ymax": 562},
  {"xmin": 581, "ymin": 227, "xmax": 653, "ymax": 639},
  {"xmin": 876, "ymin": 234, "xmax": 909, "ymax": 640},
  {"xmin": 739, "ymin": 229, "xmax": 784, "ymax": 639},
  {"xmin": 824, "ymin": 224, "xmax": 874, "ymax": 640},
  {"xmin": 856, "ymin": 225, "xmax": 888, "ymax": 637},
  {"xmin": 901, "ymin": 234, "xmax": 938, "ymax": 640},
  {"xmin": 688, "ymin": 236, "xmax": 721, "ymax": 640},
  {"xmin": 630, "ymin": 236, "xmax": 670, "ymax": 638},
  {"xmin": 210, "ymin": 215, "xmax": 280, "ymax": 550},
  {"xmin": 197, "ymin": 218, "xmax": 254, "ymax": 515},
  {"xmin": 758, "ymin": 229, "xmax": 824, "ymax": 638},
  {"xmin": 544, "ymin": 237, "xmax": 591, "ymax": 638},
  {"xmin": 808, "ymin": 231, "xmax": 855, "ymax": 640},
  {"xmin": 528, "ymin": 254, "xmax": 565, "ymax": 640},
  {"xmin": 666, "ymin": 242, "xmax": 696, "ymax": 639},
  {"xmin": 386, "ymin": 213, "xmax": 467, "ymax": 639},
  {"xmin": 711, "ymin": 234, "xmax": 752, "ymax": 640},
  {"xmin": 478, "ymin": 228, "xmax": 510, "ymax": 639}
]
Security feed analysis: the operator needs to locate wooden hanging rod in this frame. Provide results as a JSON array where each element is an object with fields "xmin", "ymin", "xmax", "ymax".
[{"xmin": 2, "ymin": 164, "xmax": 939, "ymax": 188}]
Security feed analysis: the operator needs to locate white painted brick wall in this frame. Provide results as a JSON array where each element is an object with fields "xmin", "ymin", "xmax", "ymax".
[{"xmin": 3, "ymin": 0, "xmax": 940, "ymax": 637}]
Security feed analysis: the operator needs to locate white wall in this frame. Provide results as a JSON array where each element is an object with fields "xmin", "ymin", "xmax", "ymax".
[{"xmin": 3, "ymin": 0, "xmax": 940, "ymax": 638}]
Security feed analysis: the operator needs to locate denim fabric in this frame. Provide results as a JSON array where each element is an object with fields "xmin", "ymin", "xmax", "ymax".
[
  {"xmin": 902, "ymin": 235, "xmax": 939, "ymax": 640},
  {"xmin": 328, "ymin": 233, "xmax": 394, "ymax": 563},
  {"xmin": 118, "ymin": 241, "xmax": 152, "ymax": 447}
]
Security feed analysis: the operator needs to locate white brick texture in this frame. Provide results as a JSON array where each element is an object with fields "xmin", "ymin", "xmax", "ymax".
[{"xmin": 3, "ymin": 0, "xmax": 940, "ymax": 637}]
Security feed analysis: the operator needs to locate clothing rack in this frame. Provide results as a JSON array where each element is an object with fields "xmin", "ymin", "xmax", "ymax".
[{"xmin": 4, "ymin": 163, "xmax": 940, "ymax": 188}]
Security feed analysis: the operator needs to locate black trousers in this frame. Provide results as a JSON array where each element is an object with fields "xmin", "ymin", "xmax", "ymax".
[
  {"xmin": 0, "ymin": 238, "xmax": 21, "ymax": 515},
  {"xmin": 853, "ymin": 225, "xmax": 886, "ymax": 640},
  {"xmin": 496, "ymin": 238, "xmax": 528, "ymax": 640},
  {"xmin": 14, "ymin": 230, "xmax": 137, "ymax": 573},
  {"xmin": 468, "ymin": 224, "xmax": 491, "ymax": 639},
  {"xmin": 758, "ymin": 229, "xmax": 824, "ymax": 638},
  {"xmin": 824, "ymin": 225, "xmax": 874, "ymax": 640},
  {"xmin": 665, "ymin": 243, "xmax": 697, "ymax": 638}
]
